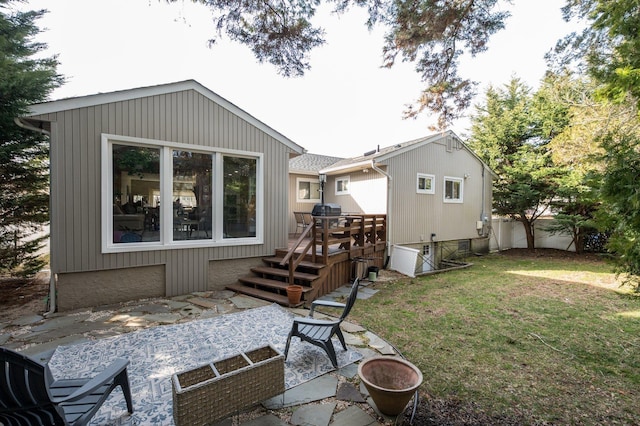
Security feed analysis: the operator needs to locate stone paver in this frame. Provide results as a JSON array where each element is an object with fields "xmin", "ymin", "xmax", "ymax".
[
  {"xmin": 364, "ymin": 331, "xmax": 396, "ymax": 355},
  {"xmin": 341, "ymin": 320, "xmax": 366, "ymax": 333},
  {"xmin": 337, "ymin": 362, "xmax": 359, "ymax": 379},
  {"xmin": 188, "ymin": 297, "xmax": 221, "ymax": 309},
  {"xmin": 263, "ymin": 375, "xmax": 338, "ymax": 409},
  {"xmin": 11, "ymin": 314, "xmax": 44, "ymax": 326},
  {"xmin": 336, "ymin": 382, "xmax": 366, "ymax": 403},
  {"xmin": 136, "ymin": 303, "xmax": 172, "ymax": 314},
  {"xmin": 230, "ymin": 295, "xmax": 271, "ymax": 309},
  {"xmin": 330, "ymin": 406, "xmax": 379, "ymax": 426},
  {"xmin": 141, "ymin": 313, "xmax": 183, "ymax": 324},
  {"xmin": 291, "ymin": 402, "xmax": 336, "ymax": 426},
  {"xmin": 241, "ymin": 414, "xmax": 288, "ymax": 425}
]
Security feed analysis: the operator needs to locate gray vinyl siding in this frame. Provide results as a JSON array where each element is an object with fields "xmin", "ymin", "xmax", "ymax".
[
  {"xmin": 382, "ymin": 138, "xmax": 492, "ymax": 246},
  {"xmin": 36, "ymin": 89, "xmax": 293, "ymax": 296}
]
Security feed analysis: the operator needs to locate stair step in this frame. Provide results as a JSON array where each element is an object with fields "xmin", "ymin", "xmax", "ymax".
[
  {"xmin": 250, "ymin": 266, "xmax": 319, "ymax": 282},
  {"xmin": 262, "ymin": 257, "xmax": 325, "ymax": 271},
  {"xmin": 226, "ymin": 283, "xmax": 303, "ymax": 307},
  {"xmin": 237, "ymin": 276, "xmax": 314, "ymax": 293}
]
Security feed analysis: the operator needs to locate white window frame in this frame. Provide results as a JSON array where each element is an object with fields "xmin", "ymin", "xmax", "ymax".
[
  {"xmin": 101, "ymin": 134, "xmax": 263, "ymax": 253},
  {"xmin": 335, "ymin": 175, "xmax": 350, "ymax": 195},
  {"xmin": 296, "ymin": 177, "xmax": 321, "ymax": 203},
  {"xmin": 417, "ymin": 173, "xmax": 435, "ymax": 194},
  {"xmin": 443, "ymin": 176, "xmax": 464, "ymax": 203}
]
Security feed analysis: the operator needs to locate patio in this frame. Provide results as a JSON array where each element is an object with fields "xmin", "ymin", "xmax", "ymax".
[{"xmin": 1, "ymin": 276, "xmax": 405, "ymax": 425}]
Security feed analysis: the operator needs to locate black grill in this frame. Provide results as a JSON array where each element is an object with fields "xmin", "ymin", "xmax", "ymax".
[{"xmin": 311, "ymin": 203, "xmax": 341, "ymax": 216}]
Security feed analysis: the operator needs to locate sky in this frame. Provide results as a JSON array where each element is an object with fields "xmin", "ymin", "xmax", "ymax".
[{"xmin": 15, "ymin": 0, "xmax": 580, "ymax": 157}]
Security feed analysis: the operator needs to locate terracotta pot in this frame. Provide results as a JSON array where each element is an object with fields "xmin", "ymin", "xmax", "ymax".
[
  {"xmin": 358, "ymin": 357, "xmax": 423, "ymax": 416},
  {"xmin": 286, "ymin": 285, "xmax": 303, "ymax": 305}
]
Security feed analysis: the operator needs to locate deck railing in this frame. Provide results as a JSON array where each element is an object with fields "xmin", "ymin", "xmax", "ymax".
[{"xmin": 280, "ymin": 214, "xmax": 387, "ymax": 285}]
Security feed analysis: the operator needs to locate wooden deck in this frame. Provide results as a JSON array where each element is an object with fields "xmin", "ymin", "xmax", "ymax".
[{"xmin": 228, "ymin": 215, "xmax": 387, "ymax": 307}]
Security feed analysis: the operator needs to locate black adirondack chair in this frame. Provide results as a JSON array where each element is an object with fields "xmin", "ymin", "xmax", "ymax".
[
  {"xmin": 0, "ymin": 347, "xmax": 133, "ymax": 426},
  {"xmin": 284, "ymin": 278, "xmax": 360, "ymax": 368}
]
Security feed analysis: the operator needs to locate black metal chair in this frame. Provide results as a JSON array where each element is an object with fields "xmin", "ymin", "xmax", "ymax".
[
  {"xmin": 0, "ymin": 347, "xmax": 133, "ymax": 426},
  {"xmin": 284, "ymin": 278, "xmax": 360, "ymax": 368}
]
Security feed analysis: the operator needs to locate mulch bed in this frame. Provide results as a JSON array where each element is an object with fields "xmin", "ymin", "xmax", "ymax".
[{"xmin": 0, "ymin": 276, "xmax": 49, "ymax": 308}]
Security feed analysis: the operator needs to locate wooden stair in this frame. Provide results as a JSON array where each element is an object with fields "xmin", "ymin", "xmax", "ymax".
[{"xmin": 226, "ymin": 256, "xmax": 326, "ymax": 307}]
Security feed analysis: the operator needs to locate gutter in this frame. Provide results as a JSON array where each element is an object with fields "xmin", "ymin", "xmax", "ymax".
[
  {"xmin": 14, "ymin": 117, "xmax": 56, "ymax": 316},
  {"xmin": 371, "ymin": 161, "xmax": 393, "ymax": 268},
  {"xmin": 14, "ymin": 117, "xmax": 50, "ymax": 135}
]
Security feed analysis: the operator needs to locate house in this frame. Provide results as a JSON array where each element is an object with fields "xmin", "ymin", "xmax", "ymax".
[
  {"xmin": 289, "ymin": 131, "xmax": 495, "ymax": 275},
  {"xmin": 17, "ymin": 80, "xmax": 305, "ymax": 311},
  {"xmin": 288, "ymin": 153, "xmax": 343, "ymax": 232}
]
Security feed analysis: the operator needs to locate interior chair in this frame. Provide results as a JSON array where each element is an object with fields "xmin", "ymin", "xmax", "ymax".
[
  {"xmin": 284, "ymin": 278, "xmax": 360, "ymax": 368},
  {"xmin": 0, "ymin": 347, "xmax": 133, "ymax": 426}
]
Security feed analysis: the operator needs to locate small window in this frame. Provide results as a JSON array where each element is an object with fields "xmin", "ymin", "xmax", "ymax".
[
  {"xmin": 296, "ymin": 178, "xmax": 321, "ymax": 202},
  {"xmin": 335, "ymin": 176, "xmax": 350, "ymax": 195},
  {"xmin": 417, "ymin": 173, "xmax": 435, "ymax": 194},
  {"xmin": 444, "ymin": 176, "xmax": 463, "ymax": 203}
]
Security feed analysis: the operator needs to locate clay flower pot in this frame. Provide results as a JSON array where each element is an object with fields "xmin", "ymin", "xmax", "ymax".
[
  {"xmin": 286, "ymin": 285, "xmax": 303, "ymax": 305},
  {"xmin": 358, "ymin": 356, "xmax": 423, "ymax": 416}
]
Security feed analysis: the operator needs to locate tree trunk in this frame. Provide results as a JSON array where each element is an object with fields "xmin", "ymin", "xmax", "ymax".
[{"xmin": 519, "ymin": 218, "xmax": 535, "ymax": 250}]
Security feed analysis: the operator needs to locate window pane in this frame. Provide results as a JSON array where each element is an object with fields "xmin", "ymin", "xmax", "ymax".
[
  {"xmin": 223, "ymin": 156, "xmax": 257, "ymax": 238},
  {"xmin": 298, "ymin": 181, "xmax": 311, "ymax": 200},
  {"xmin": 419, "ymin": 177, "xmax": 432, "ymax": 191},
  {"xmin": 112, "ymin": 145, "xmax": 160, "ymax": 244},
  {"xmin": 445, "ymin": 179, "xmax": 461, "ymax": 200},
  {"xmin": 172, "ymin": 150, "xmax": 213, "ymax": 241},
  {"xmin": 337, "ymin": 179, "xmax": 348, "ymax": 193},
  {"xmin": 298, "ymin": 180, "xmax": 320, "ymax": 201}
]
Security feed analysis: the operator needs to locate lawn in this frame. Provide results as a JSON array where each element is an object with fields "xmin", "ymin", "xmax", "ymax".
[{"xmin": 349, "ymin": 250, "xmax": 640, "ymax": 425}]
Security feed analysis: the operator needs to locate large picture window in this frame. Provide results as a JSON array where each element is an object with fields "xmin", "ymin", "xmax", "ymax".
[
  {"xmin": 102, "ymin": 134, "xmax": 262, "ymax": 252},
  {"xmin": 296, "ymin": 178, "xmax": 320, "ymax": 202}
]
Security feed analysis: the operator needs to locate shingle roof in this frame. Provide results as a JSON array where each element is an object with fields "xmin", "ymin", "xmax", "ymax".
[{"xmin": 289, "ymin": 153, "xmax": 344, "ymax": 174}]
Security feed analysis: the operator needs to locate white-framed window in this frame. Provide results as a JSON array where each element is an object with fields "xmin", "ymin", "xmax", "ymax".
[
  {"xmin": 101, "ymin": 134, "xmax": 263, "ymax": 253},
  {"xmin": 335, "ymin": 176, "xmax": 350, "ymax": 195},
  {"xmin": 296, "ymin": 177, "xmax": 321, "ymax": 203},
  {"xmin": 417, "ymin": 173, "xmax": 435, "ymax": 194},
  {"xmin": 443, "ymin": 176, "xmax": 463, "ymax": 203}
]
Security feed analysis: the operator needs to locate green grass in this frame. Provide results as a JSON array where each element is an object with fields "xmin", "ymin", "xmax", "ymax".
[{"xmin": 349, "ymin": 252, "xmax": 640, "ymax": 425}]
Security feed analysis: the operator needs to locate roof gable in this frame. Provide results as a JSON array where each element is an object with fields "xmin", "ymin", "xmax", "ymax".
[
  {"xmin": 25, "ymin": 80, "xmax": 304, "ymax": 154},
  {"xmin": 318, "ymin": 130, "xmax": 496, "ymax": 177}
]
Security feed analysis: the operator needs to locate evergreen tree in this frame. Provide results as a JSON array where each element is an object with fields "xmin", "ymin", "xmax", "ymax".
[
  {"xmin": 0, "ymin": 1, "xmax": 63, "ymax": 276},
  {"xmin": 468, "ymin": 77, "xmax": 567, "ymax": 249}
]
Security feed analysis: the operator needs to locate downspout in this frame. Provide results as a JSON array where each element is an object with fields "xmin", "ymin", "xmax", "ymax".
[
  {"xmin": 480, "ymin": 166, "xmax": 487, "ymax": 237},
  {"xmin": 15, "ymin": 117, "xmax": 56, "ymax": 316},
  {"xmin": 371, "ymin": 161, "xmax": 392, "ymax": 268}
]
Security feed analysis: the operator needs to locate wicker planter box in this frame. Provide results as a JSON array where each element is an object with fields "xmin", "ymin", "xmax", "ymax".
[{"xmin": 172, "ymin": 345, "xmax": 284, "ymax": 426}]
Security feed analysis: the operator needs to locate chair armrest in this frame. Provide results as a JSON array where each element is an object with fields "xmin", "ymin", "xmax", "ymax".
[
  {"xmin": 309, "ymin": 300, "xmax": 346, "ymax": 317},
  {"xmin": 293, "ymin": 317, "xmax": 337, "ymax": 327},
  {"xmin": 50, "ymin": 358, "xmax": 130, "ymax": 404}
]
